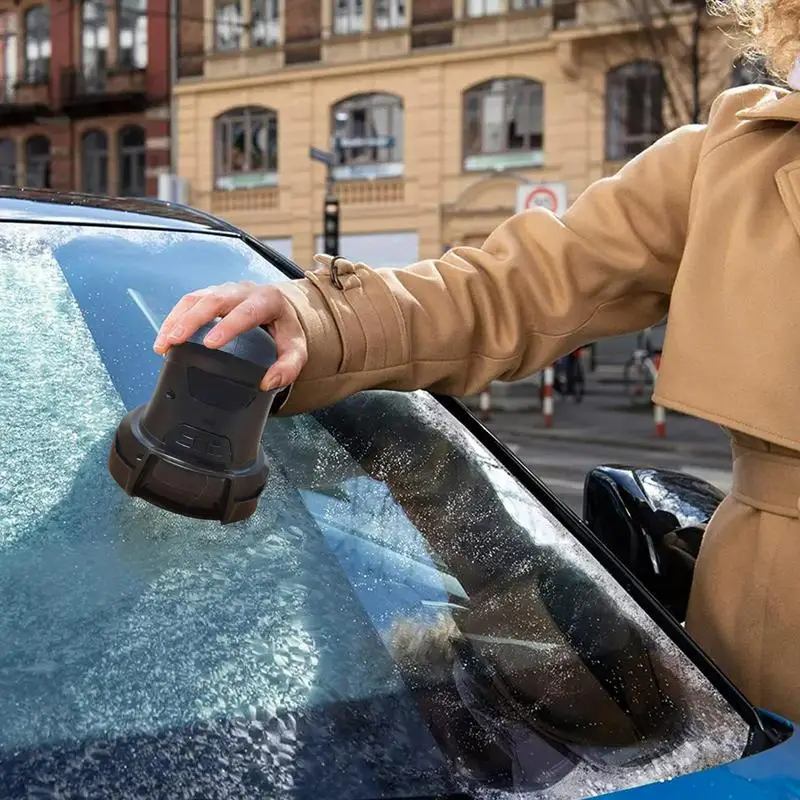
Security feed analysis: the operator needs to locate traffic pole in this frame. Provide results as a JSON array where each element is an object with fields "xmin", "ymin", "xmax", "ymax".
[
  {"xmin": 654, "ymin": 403, "xmax": 666, "ymax": 438},
  {"xmin": 652, "ymin": 353, "xmax": 665, "ymax": 437},
  {"xmin": 479, "ymin": 387, "xmax": 491, "ymax": 421},
  {"xmin": 542, "ymin": 366, "xmax": 555, "ymax": 427}
]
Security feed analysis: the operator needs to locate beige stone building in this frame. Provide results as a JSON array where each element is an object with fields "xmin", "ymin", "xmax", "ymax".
[{"xmin": 173, "ymin": 0, "xmax": 756, "ymax": 268}]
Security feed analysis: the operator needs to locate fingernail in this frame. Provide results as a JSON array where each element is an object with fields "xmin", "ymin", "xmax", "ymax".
[
  {"xmin": 153, "ymin": 335, "xmax": 165, "ymax": 351},
  {"xmin": 262, "ymin": 375, "xmax": 281, "ymax": 391},
  {"xmin": 167, "ymin": 325, "xmax": 184, "ymax": 340},
  {"xmin": 205, "ymin": 330, "xmax": 221, "ymax": 345}
]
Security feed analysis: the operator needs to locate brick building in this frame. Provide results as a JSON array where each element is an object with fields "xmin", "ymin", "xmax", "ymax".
[
  {"xmin": 0, "ymin": 0, "xmax": 172, "ymax": 195},
  {"xmin": 172, "ymin": 0, "xmax": 758, "ymax": 268}
]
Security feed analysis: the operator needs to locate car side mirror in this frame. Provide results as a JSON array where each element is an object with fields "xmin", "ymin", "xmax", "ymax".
[{"xmin": 582, "ymin": 466, "xmax": 726, "ymax": 623}]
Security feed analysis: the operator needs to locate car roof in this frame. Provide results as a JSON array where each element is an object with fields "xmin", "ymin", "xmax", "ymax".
[{"xmin": 0, "ymin": 187, "xmax": 234, "ymax": 234}]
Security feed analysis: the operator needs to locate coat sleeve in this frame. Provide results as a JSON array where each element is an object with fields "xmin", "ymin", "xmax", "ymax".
[{"xmin": 277, "ymin": 104, "xmax": 716, "ymax": 416}]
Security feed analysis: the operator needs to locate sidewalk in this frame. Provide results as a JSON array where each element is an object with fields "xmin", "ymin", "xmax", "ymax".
[{"xmin": 462, "ymin": 370, "xmax": 731, "ymax": 458}]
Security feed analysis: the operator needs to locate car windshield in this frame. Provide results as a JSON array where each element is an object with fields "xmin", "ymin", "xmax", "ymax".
[{"xmin": 0, "ymin": 220, "xmax": 749, "ymax": 799}]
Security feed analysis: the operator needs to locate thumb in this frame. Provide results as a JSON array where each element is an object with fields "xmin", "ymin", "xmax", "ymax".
[
  {"xmin": 312, "ymin": 253, "xmax": 334, "ymax": 269},
  {"xmin": 260, "ymin": 348, "xmax": 306, "ymax": 392}
]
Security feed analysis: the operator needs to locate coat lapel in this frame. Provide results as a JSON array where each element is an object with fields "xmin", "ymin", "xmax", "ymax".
[
  {"xmin": 736, "ymin": 89, "xmax": 800, "ymax": 122},
  {"xmin": 775, "ymin": 160, "xmax": 800, "ymax": 241},
  {"xmin": 735, "ymin": 88, "xmax": 800, "ymax": 238}
]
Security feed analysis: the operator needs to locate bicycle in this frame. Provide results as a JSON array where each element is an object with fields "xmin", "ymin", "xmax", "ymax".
[{"xmin": 623, "ymin": 328, "xmax": 661, "ymax": 404}]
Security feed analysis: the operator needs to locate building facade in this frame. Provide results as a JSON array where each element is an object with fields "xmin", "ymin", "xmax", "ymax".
[
  {"xmin": 0, "ymin": 0, "xmax": 172, "ymax": 196},
  {"xmin": 174, "ymin": 0, "xmax": 751, "ymax": 267}
]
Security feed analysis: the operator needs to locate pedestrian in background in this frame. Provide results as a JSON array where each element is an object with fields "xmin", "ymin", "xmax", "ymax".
[{"xmin": 155, "ymin": 0, "xmax": 800, "ymax": 723}]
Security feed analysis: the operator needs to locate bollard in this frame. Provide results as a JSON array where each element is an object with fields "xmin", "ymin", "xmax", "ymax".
[
  {"xmin": 651, "ymin": 353, "xmax": 665, "ymax": 437},
  {"xmin": 654, "ymin": 403, "xmax": 666, "ymax": 438},
  {"xmin": 479, "ymin": 388, "xmax": 491, "ymax": 421},
  {"xmin": 542, "ymin": 366, "xmax": 555, "ymax": 427}
]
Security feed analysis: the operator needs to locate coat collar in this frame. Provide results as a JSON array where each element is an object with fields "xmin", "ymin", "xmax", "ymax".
[{"xmin": 736, "ymin": 88, "xmax": 800, "ymax": 122}]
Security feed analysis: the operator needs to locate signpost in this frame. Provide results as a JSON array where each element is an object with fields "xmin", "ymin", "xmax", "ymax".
[
  {"xmin": 309, "ymin": 146, "xmax": 340, "ymax": 256},
  {"xmin": 337, "ymin": 135, "xmax": 394, "ymax": 149},
  {"xmin": 308, "ymin": 132, "xmax": 396, "ymax": 256},
  {"xmin": 516, "ymin": 181, "xmax": 569, "ymax": 216},
  {"xmin": 514, "ymin": 180, "xmax": 569, "ymax": 429},
  {"xmin": 323, "ymin": 196, "xmax": 340, "ymax": 256},
  {"xmin": 308, "ymin": 147, "xmax": 335, "ymax": 167}
]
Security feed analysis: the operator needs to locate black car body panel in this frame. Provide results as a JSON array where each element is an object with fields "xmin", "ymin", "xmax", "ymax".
[
  {"xmin": 0, "ymin": 187, "xmax": 233, "ymax": 233},
  {"xmin": 583, "ymin": 466, "xmax": 725, "ymax": 622}
]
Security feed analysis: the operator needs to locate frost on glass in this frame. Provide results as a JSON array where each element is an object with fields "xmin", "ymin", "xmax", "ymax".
[
  {"xmin": 310, "ymin": 390, "xmax": 750, "ymax": 799},
  {"xmin": 0, "ymin": 222, "xmax": 749, "ymax": 799},
  {"xmin": 0, "ymin": 227, "xmax": 125, "ymax": 548}
]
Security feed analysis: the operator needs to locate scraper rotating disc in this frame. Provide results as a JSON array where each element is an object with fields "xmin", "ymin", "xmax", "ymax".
[{"xmin": 108, "ymin": 323, "xmax": 282, "ymax": 524}]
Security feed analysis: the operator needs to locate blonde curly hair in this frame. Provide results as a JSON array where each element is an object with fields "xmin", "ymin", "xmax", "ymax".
[{"xmin": 710, "ymin": 0, "xmax": 800, "ymax": 77}]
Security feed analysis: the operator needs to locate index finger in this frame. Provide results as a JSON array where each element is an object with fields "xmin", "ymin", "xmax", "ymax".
[
  {"xmin": 202, "ymin": 289, "xmax": 283, "ymax": 349},
  {"xmin": 153, "ymin": 288, "xmax": 211, "ymax": 354}
]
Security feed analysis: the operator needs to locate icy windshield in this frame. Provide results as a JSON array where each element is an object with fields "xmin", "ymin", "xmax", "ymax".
[{"xmin": 0, "ymin": 221, "xmax": 748, "ymax": 799}]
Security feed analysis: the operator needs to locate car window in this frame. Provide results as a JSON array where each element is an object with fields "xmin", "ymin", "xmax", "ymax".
[{"xmin": 0, "ymin": 221, "xmax": 749, "ymax": 799}]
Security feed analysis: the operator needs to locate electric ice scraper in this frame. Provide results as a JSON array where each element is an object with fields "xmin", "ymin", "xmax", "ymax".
[{"xmin": 108, "ymin": 323, "xmax": 282, "ymax": 524}]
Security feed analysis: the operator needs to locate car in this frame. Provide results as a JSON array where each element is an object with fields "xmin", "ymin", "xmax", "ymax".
[{"xmin": 0, "ymin": 186, "xmax": 798, "ymax": 800}]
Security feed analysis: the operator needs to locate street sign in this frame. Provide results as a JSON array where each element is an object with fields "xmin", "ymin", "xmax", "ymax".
[
  {"xmin": 323, "ymin": 197, "xmax": 340, "ymax": 256},
  {"xmin": 309, "ymin": 146, "xmax": 336, "ymax": 167},
  {"xmin": 337, "ymin": 135, "xmax": 394, "ymax": 149},
  {"xmin": 516, "ymin": 182, "xmax": 569, "ymax": 216}
]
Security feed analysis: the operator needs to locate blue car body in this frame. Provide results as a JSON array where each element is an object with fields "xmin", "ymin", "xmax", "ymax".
[{"xmin": 611, "ymin": 716, "xmax": 800, "ymax": 798}]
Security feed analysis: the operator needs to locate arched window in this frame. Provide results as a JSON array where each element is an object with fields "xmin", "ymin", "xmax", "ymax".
[
  {"xmin": 731, "ymin": 56, "xmax": 771, "ymax": 87},
  {"xmin": 23, "ymin": 5, "xmax": 50, "ymax": 83},
  {"xmin": 81, "ymin": 0, "xmax": 109, "ymax": 91},
  {"xmin": 331, "ymin": 93, "xmax": 403, "ymax": 179},
  {"xmin": 605, "ymin": 61, "xmax": 663, "ymax": 161},
  {"xmin": 81, "ymin": 129, "xmax": 108, "ymax": 194},
  {"xmin": 118, "ymin": 125, "xmax": 146, "ymax": 196},
  {"xmin": 462, "ymin": 78, "xmax": 544, "ymax": 171},
  {"xmin": 214, "ymin": 106, "xmax": 278, "ymax": 189},
  {"xmin": 25, "ymin": 135, "xmax": 50, "ymax": 188},
  {"xmin": 0, "ymin": 139, "xmax": 16, "ymax": 186},
  {"xmin": 117, "ymin": 0, "xmax": 148, "ymax": 69}
]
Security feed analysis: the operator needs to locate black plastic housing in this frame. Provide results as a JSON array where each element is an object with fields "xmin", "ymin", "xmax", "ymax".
[
  {"xmin": 108, "ymin": 323, "xmax": 281, "ymax": 524},
  {"xmin": 583, "ymin": 465, "xmax": 725, "ymax": 621}
]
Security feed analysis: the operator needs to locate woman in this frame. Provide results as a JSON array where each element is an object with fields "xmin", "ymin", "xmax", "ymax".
[{"xmin": 155, "ymin": 3, "xmax": 800, "ymax": 721}]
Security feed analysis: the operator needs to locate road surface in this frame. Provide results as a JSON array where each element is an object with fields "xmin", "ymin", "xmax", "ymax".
[{"xmin": 504, "ymin": 436, "xmax": 733, "ymax": 516}]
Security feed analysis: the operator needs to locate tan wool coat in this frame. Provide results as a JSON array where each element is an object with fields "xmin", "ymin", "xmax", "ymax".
[{"xmin": 279, "ymin": 83, "xmax": 800, "ymax": 722}]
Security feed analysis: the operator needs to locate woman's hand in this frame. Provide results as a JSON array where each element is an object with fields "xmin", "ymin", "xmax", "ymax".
[{"xmin": 152, "ymin": 281, "xmax": 308, "ymax": 391}]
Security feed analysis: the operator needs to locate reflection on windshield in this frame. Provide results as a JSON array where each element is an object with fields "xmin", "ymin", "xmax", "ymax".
[{"xmin": 0, "ymin": 223, "xmax": 749, "ymax": 799}]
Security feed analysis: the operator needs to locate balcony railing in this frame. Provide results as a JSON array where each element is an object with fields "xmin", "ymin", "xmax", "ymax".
[
  {"xmin": 0, "ymin": 77, "xmax": 14, "ymax": 106},
  {"xmin": 15, "ymin": 78, "xmax": 51, "ymax": 107},
  {"xmin": 106, "ymin": 66, "xmax": 148, "ymax": 95},
  {"xmin": 60, "ymin": 65, "xmax": 148, "ymax": 115},
  {"xmin": 0, "ymin": 73, "xmax": 52, "ymax": 123}
]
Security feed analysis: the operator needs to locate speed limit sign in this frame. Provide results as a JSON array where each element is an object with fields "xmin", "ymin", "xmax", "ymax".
[{"xmin": 516, "ymin": 182, "xmax": 568, "ymax": 216}]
